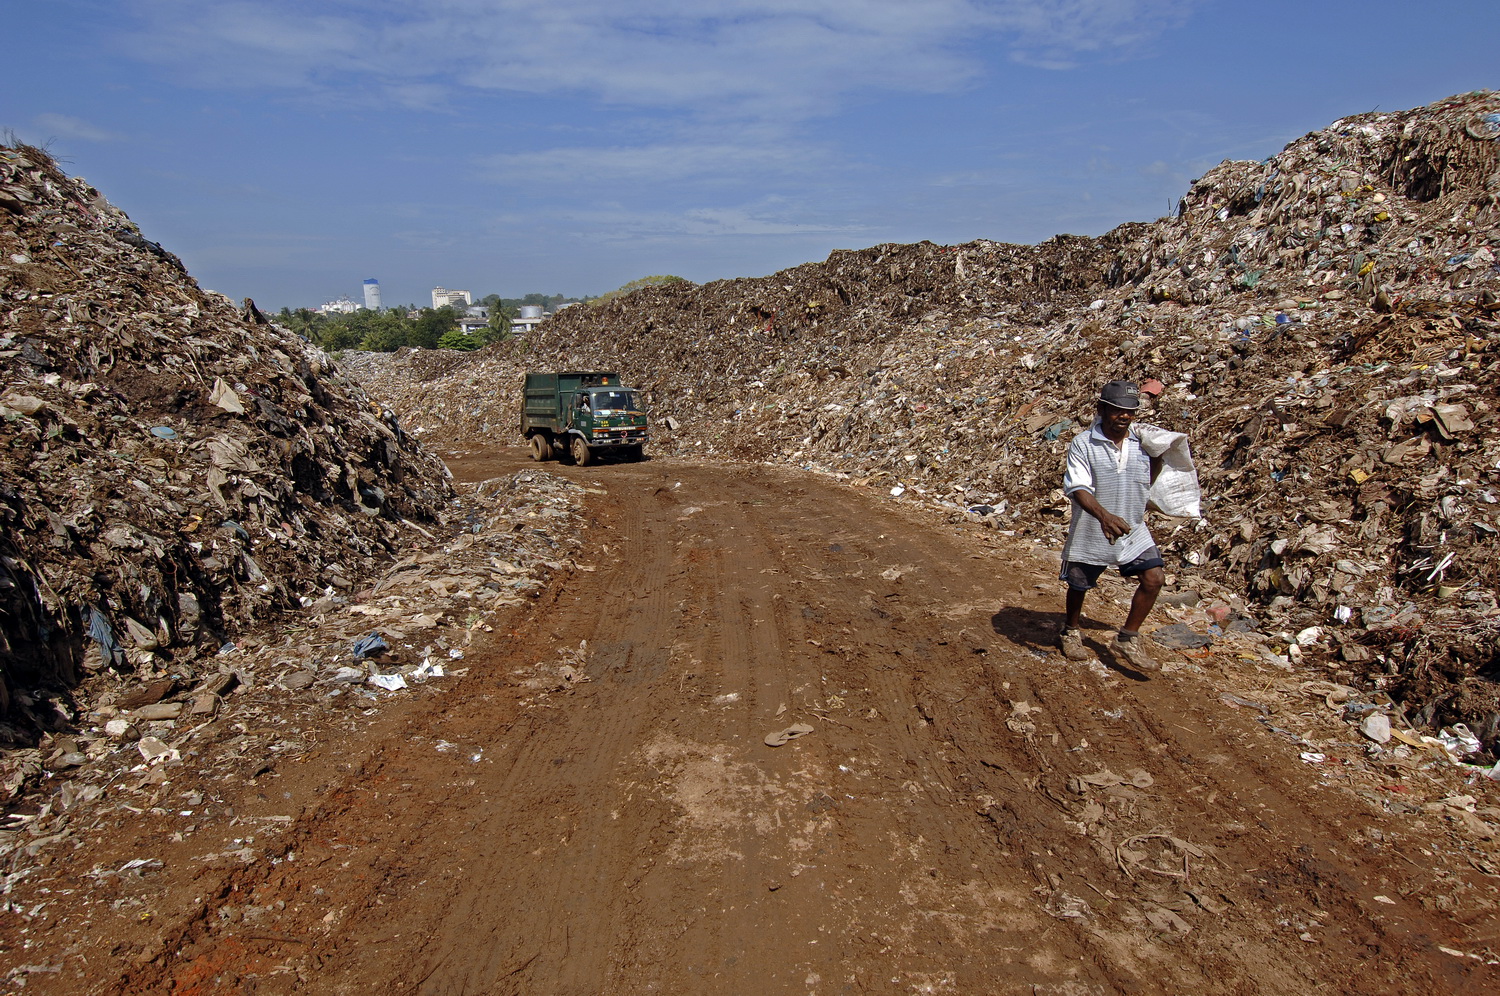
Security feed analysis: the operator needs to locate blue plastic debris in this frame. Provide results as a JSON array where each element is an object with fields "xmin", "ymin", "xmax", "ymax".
[
  {"xmin": 150, "ymin": 426, "xmax": 177, "ymax": 439},
  {"xmin": 82, "ymin": 605, "xmax": 126, "ymax": 668},
  {"xmin": 1042, "ymin": 419, "xmax": 1073, "ymax": 441},
  {"xmin": 352, "ymin": 632, "xmax": 389, "ymax": 660}
]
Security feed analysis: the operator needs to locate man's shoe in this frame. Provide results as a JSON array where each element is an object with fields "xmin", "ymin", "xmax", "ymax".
[
  {"xmin": 1057, "ymin": 627, "xmax": 1091, "ymax": 661},
  {"xmin": 1112, "ymin": 632, "xmax": 1158, "ymax": 671}
]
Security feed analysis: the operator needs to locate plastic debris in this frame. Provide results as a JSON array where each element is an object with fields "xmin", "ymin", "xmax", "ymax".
[
  {"xmin": 367, "ymin": 673, "xmax": 407, "ymax": 692},
  {"xmin": 764, "ymin": 722, "xmax": 814, "ymax": 747},
  {"xmin": 351, "ymin": 632, "xmax": 390, "ymax": 660}
]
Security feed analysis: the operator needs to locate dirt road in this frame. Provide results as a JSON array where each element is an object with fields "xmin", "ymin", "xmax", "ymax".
[{"xmin": 6, "ymin": 452, "xmax": 1498, "ymax": 995}]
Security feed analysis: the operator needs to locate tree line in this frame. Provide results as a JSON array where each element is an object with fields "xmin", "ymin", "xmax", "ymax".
[
  {"xmin": 276, "ymin": 280, "xmax": 684, "ymax": 353},
  {"xmin": 276, "ymin": 304, "xmax": 509, "ymax": 353}
]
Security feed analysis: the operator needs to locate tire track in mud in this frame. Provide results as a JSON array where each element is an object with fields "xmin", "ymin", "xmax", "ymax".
[{"xmin": 111, "ymin": 456, "xmax": 1498, "ymax": 996}]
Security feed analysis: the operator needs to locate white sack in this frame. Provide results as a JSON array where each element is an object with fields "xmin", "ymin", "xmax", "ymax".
[{"xmin": 1135, "ymin": 424, "xmax": 1202, "ymax": 519}]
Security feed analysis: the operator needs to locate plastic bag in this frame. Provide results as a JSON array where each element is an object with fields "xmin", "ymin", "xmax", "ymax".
[{"xmin": 1135, "ymin": 424, "xmax": 1202, "ymax": 519}]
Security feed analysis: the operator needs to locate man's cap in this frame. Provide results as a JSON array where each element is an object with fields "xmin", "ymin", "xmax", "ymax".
[{"xmin": 1099, "ymin": 380, "xmax": 1141, "ymax": 410}]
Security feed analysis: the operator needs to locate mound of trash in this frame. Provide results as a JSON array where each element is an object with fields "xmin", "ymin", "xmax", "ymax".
[
  {"xmin": 353, "ymin": 91, "xmax": 1500, "ymax": 745},
  {"xmin": 0, "ymin": 143, "xmax": 454, "ymax": 740}
]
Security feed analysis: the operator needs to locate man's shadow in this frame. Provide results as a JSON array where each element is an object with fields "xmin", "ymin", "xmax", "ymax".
[
  {"xmin": 990, "ymin": 606, "xmax": 1066, "ymax": 653},
  {"xmin": 990, "ymin": 606, "xmax": 1151, "ymax": 678}
]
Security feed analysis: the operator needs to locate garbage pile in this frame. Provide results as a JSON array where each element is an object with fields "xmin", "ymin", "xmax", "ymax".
[
  {"xmin": 352, "ymin": 91, "xmax": 1500, "ymax": 744},
  {"xmin": 0, "ymin": 142, "xmax": 455, "ymax": 747},
  {"xmin": 0, "ymin": 466, "xmax": 587, "ymax": 810}
]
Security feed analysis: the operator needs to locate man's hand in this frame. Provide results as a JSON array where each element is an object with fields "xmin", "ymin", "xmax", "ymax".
[
  {"xmin": 1097, "ymin": 511, "xmax": 1131, "ymax": 542},
  {"xmin": 1073, "ymin": 491, "xmax": 1131, "ymax": 541}
]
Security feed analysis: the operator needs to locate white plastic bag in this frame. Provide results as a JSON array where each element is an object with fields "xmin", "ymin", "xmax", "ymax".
[
  {"xmin": 1135, "ymin": 424, "xmax": 1202, "ymax": 519},
  {"xmin": 1113, "ymin": 522, "xmax": 1155, "ymax": 565}
]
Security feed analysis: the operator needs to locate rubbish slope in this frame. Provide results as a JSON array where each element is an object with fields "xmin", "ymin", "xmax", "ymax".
[
  {"xmin": 352, "ymin": 90, "xmax": 1500, "ymax": 747},
  {"xmin": 0, "ymin": 142, "xmax": 453, "ymax": 745}
]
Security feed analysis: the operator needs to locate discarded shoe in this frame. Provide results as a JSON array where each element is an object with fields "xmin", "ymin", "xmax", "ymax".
[
  {"xmin": 1057, "ymin": 627, "xmax": 1091, "ymax": 661},
  {"xmin": 1112, "ymin": 632, "xmax": 1158, "ymax": 671}
]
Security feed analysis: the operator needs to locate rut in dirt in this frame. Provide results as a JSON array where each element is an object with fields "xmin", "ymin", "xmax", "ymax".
[{"xmin": 120, "ymin": 457, "xmax": 1497, "ymax": 996}]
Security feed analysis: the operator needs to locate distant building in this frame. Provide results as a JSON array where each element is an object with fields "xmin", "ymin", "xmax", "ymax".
[
  {"xmin": 457, "ymin": 315, "xmax": 489, "ymax": 337},
  {"xmin": 362, "ymin": 279, "xmax": 381, "ymax": 311},
  {"xmin": 512, "ymin": 304, "xmax": 548, "ymax": 335},
  {"xmin": 432, "ymin": 286, "xmax": 472, "ymax": 309},
  {"xmin": 319, "ymin": 297, "xmax": 358, "ymax": 314}
]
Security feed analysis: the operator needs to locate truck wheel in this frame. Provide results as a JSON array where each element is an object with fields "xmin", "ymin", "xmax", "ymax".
[
  {"xmin": 571, "ymin": 436, "xmax": 592, "ymax": 466},
  {"xmin": 529, "ymin": 435, "xmax": 552, "ymax": 461}
]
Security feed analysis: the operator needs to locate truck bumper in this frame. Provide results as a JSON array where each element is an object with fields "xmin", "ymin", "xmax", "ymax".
[{"xmin": 589, "ymin": 432, "xmax": 648, "ymax": 448}]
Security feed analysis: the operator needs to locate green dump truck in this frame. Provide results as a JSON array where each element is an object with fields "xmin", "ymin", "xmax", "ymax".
[{"xmin": 521, "ymin": 371, "xmax": 648, "ymax": 465}]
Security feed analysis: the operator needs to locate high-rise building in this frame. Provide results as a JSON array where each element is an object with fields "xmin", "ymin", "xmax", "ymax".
[
  {"xmin": 432, "ymin": 286, "xmax": 472, "ymax": 309},
  {"xmin": 362, "ymin": 279, "xmax": 381, "ymax": 311}
]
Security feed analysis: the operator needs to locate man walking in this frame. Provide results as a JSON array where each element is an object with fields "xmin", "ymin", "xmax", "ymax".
[{"xmin": 1056, "ymin": 380, "xmax": 1166, "ymax": 672}]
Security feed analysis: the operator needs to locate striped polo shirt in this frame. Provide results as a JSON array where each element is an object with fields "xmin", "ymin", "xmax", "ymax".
[{"xmin": 1060, "ymin": 419, "xmax": 1156, "ymax": 567}]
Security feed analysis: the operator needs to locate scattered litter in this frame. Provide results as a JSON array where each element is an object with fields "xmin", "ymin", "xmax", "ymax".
[
  {"xmin": 1359, "ymin": 713, "xmax": 1393, "ymax": 744},
  {"xmin": 1151, "ymin": 623, "xmax": 1213, "ymax": 650},
  {"xmin": 764, "ymin": 722, "xmax": 814, "ymax": 747},
  {"xmin": 412, "ymin": 659, "xmax": 446, "ymax": 679},
  {"xmin": 367, "ymin": 673, "xmax": 408, "ymax": 692},
  {"xmin": 1219, "ymin": 692, "xmax": 1270, "ymax": 714},
  {"xmin": 136, "ymin": 738, "xmax": 179, "ymax": 765},
  {"xmin": 1043, "ymin": 890, "xmax": 1091, "ymax": 920},
  {"xmin": 351, "ymin": 633, "xmax": 390, "ymax": 660}
]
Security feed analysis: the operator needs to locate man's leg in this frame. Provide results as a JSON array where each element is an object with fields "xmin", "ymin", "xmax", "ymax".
[
  {"xmin": 1058, "ymin": 578, "xmax": 1091, "ymax": 660},
  {"xmin": 1114, "ymin": 566, "xmax": 1165, "ymax": 671},
  {"xmin": 1065, "ymin": 586, "xmax": 1086, "ymax": 630},
  {"xmin": 1120, "ymin": 566, "xmax": 1164, "ymax": 634}
]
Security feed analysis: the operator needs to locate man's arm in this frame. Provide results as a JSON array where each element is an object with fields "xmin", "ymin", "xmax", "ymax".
[{"xmin": 1072, "ymin": 489, "xmax": 1131, "ymax": 542}]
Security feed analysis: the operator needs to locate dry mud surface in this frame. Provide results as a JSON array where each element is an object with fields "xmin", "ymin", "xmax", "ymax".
[{"xmin": 4, "ymin": 448, "xmax": 1498, "ymax": 995}]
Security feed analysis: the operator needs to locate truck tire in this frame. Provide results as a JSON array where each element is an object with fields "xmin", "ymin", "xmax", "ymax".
[
  {"xmin": 571, "ymin": 435, "xmax": 592, "ymax": 466},
  {"xmin": 529, "ymin": 434, "xmax": 552, "ymax": 461}
]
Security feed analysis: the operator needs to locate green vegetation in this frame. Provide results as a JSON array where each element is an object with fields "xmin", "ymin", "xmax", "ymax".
[
  {"xmin": 485, "ymin": 292, "xmax": 586, "ymax": 312},
  {"xmin": 277, "ymin": 289, "xmax": 603, "ymax": 353},
  {"xmin": 277, "ymin": 305, "xmax": 511, "ymax": 353},
  {"xmin": 593, "ymin": 275, "xmax": 689, "ymax": 305}
]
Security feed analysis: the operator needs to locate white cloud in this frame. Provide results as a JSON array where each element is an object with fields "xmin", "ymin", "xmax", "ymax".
[
  {"xmin": 543, "ymin": 201, "xmax": 869, "ymax": 242},
  {"xmin": 479, "ymin": 140, "xmax": 820, "ymax": 184},
  {"xmin": 989, "ymin": 0, "xmax": 1198, "ymax": 69},
  {"xmin": 31, "ymin": 113, "xmax": 126, "ymax": 143},
  {"xmin": 120, "ymin": 1, "xmax": 1201, "ymax": 116},
  {"xmin": 678, "ymin": 205, "xmax": 865, "ymax": 236}
]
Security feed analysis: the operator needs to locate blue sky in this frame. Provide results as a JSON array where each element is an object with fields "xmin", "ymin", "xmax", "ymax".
[{"xmin": 3, "ymin": 1, "xmax": 1496, "ymax": 311}]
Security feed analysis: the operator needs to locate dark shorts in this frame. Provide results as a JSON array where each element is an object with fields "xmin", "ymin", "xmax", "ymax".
[{"xmin": 1063, "ymin": 548, "xmax": 1165, "ymax": 592}]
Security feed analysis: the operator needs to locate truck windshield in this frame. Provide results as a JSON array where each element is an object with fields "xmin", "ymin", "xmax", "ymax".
[{"xmin": 590, "ymin": 390, "xmax": 638, "ymax": 412}]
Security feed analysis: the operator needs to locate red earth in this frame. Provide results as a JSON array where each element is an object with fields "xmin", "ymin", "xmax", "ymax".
[{"xmin": 2, "ymin": 448, "xmax": 1498, "ymax": 995}]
